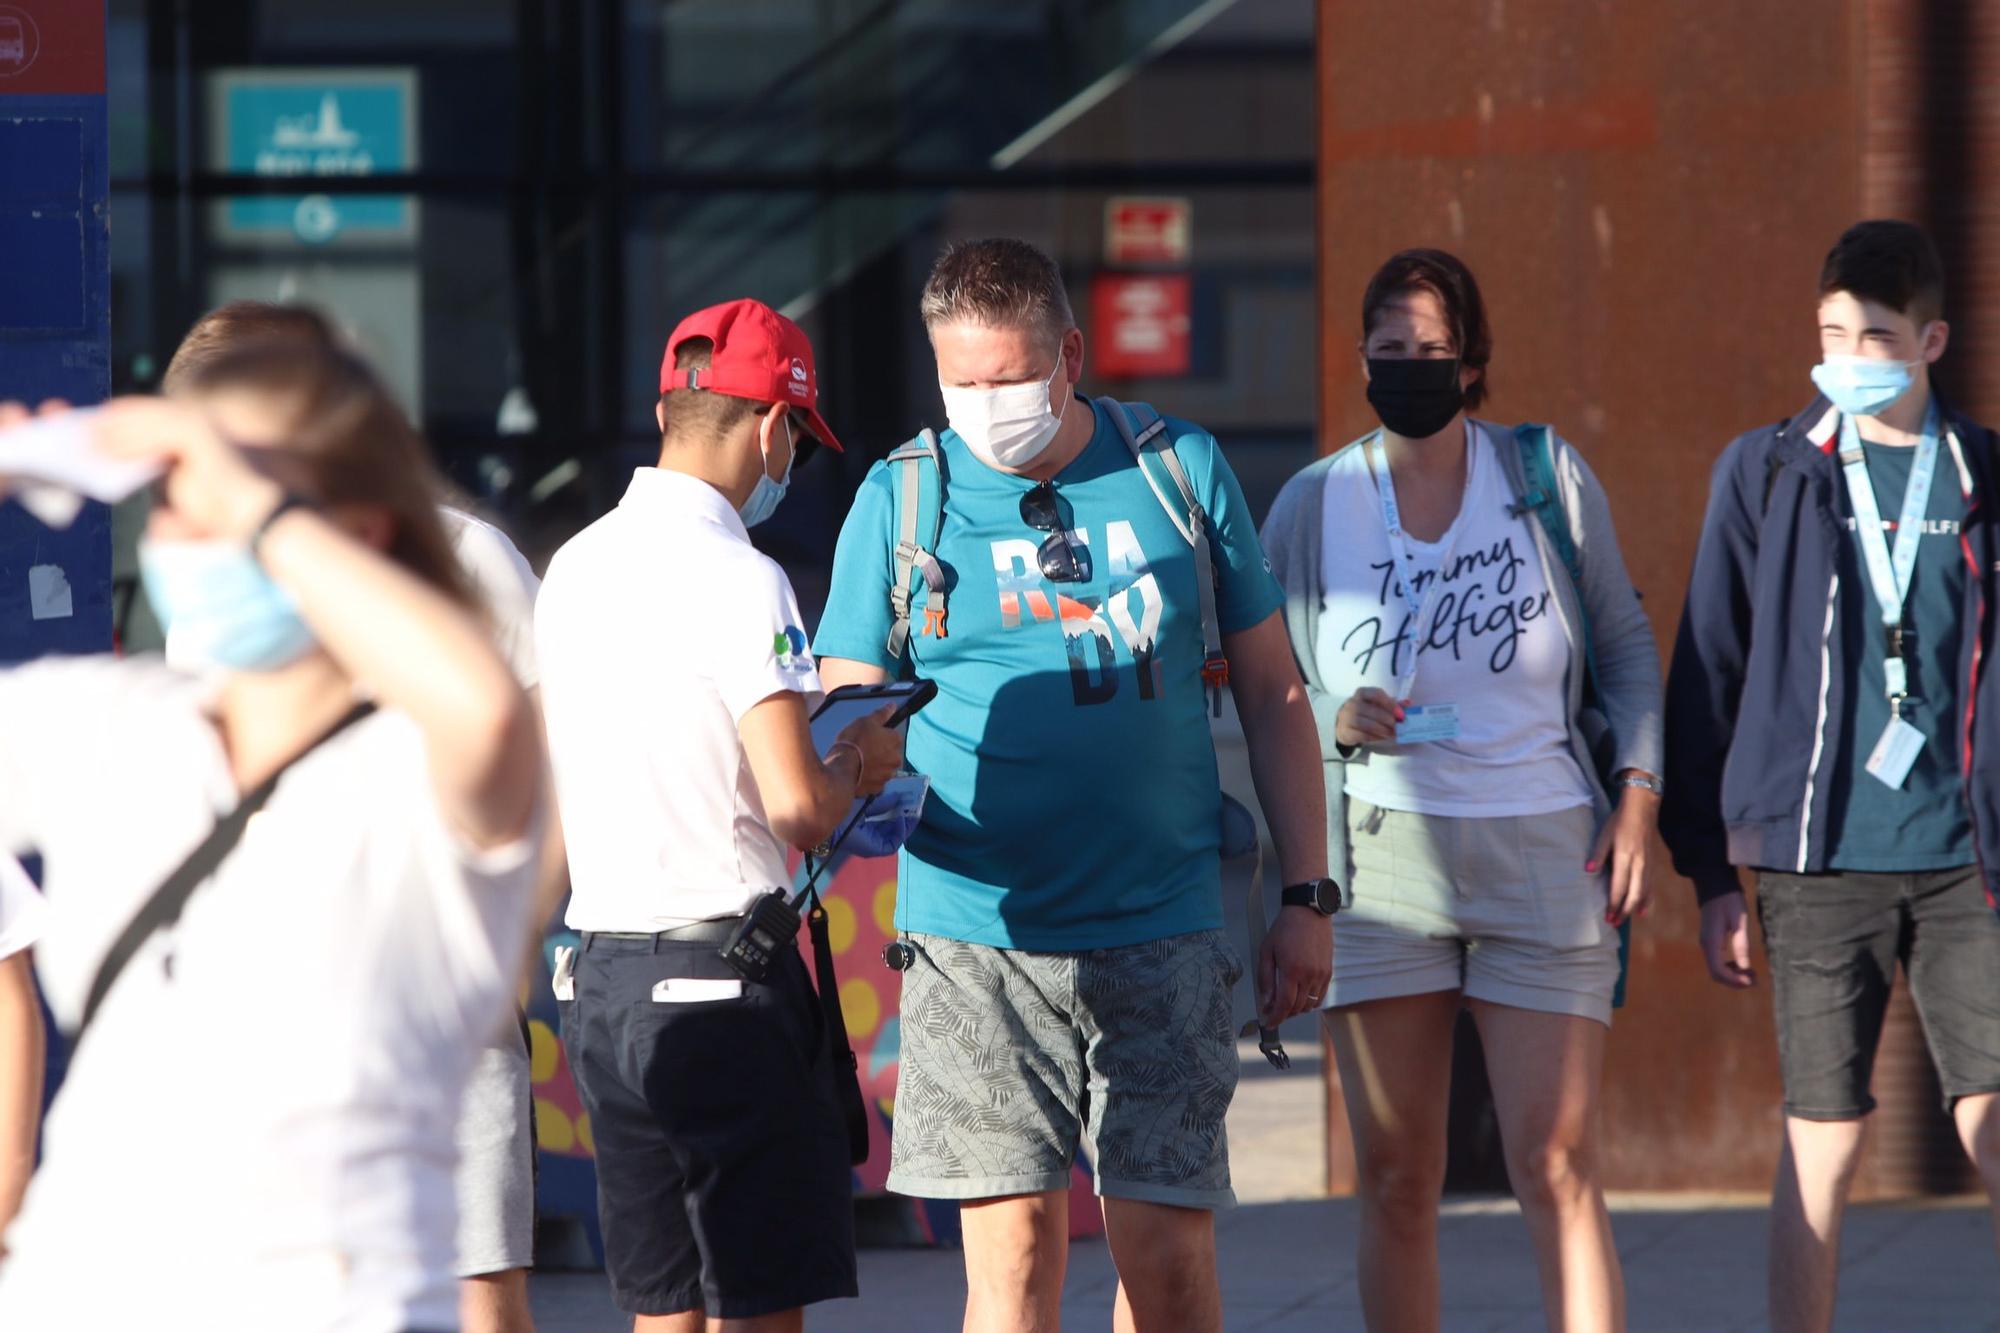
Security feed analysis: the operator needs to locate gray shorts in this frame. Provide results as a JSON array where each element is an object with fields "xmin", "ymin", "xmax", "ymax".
[
  {"xmin": 453, "ymin": 1018, "xmax": 536, "ymax": 1277},
  {"xmin": 1327, "ymin": 798, "xmax": 1620, "ymax": 1025},
  {"xmin": 887, "ymin": 929, "xmax": 1242, "ymax": 1210}
]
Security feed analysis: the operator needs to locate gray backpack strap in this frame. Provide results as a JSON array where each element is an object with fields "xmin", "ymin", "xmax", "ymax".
[
  {"xmin": 885, "ymin": 429, "xmax": 949, "ymax": 661},
  {"xmin": 1100, "ymin": 397, "xmax": 1229, "ymax": 714}
]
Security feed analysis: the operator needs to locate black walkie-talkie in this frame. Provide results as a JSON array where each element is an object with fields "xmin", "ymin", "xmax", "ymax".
[
  {"xmin": 721, "ymin": 789, "xmax": 889, "ymax": 981},
  {"xmin": 719, "ymin": 890, "xmax": 802, "ymax": 983}
]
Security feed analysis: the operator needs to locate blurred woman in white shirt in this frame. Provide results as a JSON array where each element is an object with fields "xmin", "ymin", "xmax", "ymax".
[{"xmin": 0, "ymin": 321, "xmax": 544, "ymax": 1333}]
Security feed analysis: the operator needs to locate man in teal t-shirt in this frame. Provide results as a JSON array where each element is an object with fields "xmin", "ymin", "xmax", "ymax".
[{"xmin": 816, "ymin": 238, "xmax": 1332, "ymax": 1333}]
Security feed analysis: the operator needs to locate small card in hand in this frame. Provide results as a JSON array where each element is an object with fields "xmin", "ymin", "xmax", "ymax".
[{"xmin": 1395, "ymin": 703, "xmax": 1461, "ymax": 745}]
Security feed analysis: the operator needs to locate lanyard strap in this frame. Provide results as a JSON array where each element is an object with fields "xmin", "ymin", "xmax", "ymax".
[
  {"xmin": 1837, "ymin": 407, "xmax": 1940, "ymax": 703},
  {"xmin": 1368, "ymin": 429, "xmax": 1470, "ymax": 697}
]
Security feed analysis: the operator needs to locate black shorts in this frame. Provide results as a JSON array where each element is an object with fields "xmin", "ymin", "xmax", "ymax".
[
  {"xmin": 1757, "ymin": 867, "xmax": 2000, "ymax": 1120},
  {"xmin": 558, "ymin": 933, "xmax": 858, "ymax": 1318}
]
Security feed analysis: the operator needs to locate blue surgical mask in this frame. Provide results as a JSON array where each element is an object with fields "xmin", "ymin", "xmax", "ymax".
[
  {"xmin": 138, "ymin": 537, "xmax": 317, "ymax": 673},
  {"xmin": 842, "ymin": 774, "xmax": 931, "ymax": 860},
  {"xmin": 738, "ymin": 416, "xmax": 795, "ymax": 528},
  {"xmin": 1811, "ymin": 354, "xmax": 1921, "ymax": 418}
]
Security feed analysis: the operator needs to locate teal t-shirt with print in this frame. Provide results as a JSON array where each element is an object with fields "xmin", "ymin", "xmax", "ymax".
[
  {"xmin": 1828, "ymin": 434, "xmax": 1975, "ymax": 871},
  {"xmin": 814, "ymin": 398, "xmax": 1284, "ymax": 951}
]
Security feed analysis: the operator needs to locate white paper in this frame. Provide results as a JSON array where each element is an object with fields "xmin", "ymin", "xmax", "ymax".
[
  {"xmin": 27, "ymin": 564, "xmax": 72, "ymax": 620},
  {"xmin": 0, "ymin": 410, "xmax": 162, "ymax": 529},
  {"xmin": 651, "ymin": 978, "xmax": 744, "ymax": 1004}
]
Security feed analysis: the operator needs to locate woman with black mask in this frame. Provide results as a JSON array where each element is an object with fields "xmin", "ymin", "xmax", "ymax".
[{"xmin": 1261, "ymin": 249, "xmax": 1662, "ymax": 1332}]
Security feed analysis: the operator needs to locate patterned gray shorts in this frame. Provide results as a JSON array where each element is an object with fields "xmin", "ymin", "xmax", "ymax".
[{"xmin": 886, "ymin": 929, "xmax": 1242, "ymax": 1210}]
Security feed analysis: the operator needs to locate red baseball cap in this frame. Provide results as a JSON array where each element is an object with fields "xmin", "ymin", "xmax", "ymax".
[{"xmin": 657, "ymin": 298, "xmax": 842, "ymax": 453}]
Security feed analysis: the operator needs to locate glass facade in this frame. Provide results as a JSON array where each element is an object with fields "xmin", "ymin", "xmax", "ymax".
[{"xmin": 110, "ymin": 0, "xmax": 1315, "ymax": 617}]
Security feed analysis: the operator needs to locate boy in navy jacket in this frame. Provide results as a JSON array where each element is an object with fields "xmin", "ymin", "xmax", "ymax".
[{"xmin": 1663, "ymin": 219, "xmax": 2000, "ymax": 1332}]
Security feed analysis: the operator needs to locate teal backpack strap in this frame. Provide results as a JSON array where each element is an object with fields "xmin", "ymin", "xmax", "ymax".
[
  {"xmin": 884, "ymin": 430, "xmax": 949, "ymax": 662},
  {"xmin": 1512, "ymin": 424, "xmax": 1599, "ymax": 694},
  {"xmin": 1511, "ymin": 422, "xmax": 1630, "ymax": 1007},
  {"xmin": 1100, "ymin": 397, "xmax": 1229, "ymax": 716}
]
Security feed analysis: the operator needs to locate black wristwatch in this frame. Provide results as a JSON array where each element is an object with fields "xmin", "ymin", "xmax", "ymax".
[{"xmin": 1281, "ymin": 878, "xmax": 1344, "ymax": 917}]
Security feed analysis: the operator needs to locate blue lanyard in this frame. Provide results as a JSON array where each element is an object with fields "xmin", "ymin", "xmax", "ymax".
[
  {"xmin": 1368, "ymin": 427, "xmax": 1472, "ymax": 697},
  {"xmin": 1836, "ymin": 406, "xmax": 1939, "ymax": 705}
]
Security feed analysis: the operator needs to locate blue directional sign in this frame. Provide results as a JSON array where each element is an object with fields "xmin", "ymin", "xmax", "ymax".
[{"xmin": 210, "ymin": 68, "xmax": 417, "ymax": 246}]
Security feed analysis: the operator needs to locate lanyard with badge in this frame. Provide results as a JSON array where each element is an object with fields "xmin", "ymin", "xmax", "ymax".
[
  {"xmin": 1369, "ymin": 430, "xmax": 1467, "ymax": 744},
  {"xmin": 1838, "ymin": 405, "xmax": 1941, "ymax": 789}
]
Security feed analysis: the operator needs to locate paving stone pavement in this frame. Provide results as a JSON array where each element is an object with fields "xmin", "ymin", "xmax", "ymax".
[
  {"xmin": 529, "ymin": 1039, "xmax": 1998, "ymax": 1332},
  {"xmin": 528, "ymin": 1191, "xmax": 1998, "ymax": 1332}
]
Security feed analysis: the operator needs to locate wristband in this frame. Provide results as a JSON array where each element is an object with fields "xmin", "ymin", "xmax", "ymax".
[
  {"xmin": 825, "ymin": 740, "xmax": 863, "ymax": 774},
  {"xmin": 249, "ymin": 491, "xmax": 316, "ymax": 563},
  {"xmin": 1615, "ymin": 773, "xmax": 1664, "ymax": 796}
]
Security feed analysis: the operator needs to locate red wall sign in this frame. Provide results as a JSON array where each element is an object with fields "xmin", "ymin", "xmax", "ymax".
[
  {"xmin": 1090, "ymin": 273, "xmax": 1192, "ymax": 378},
  {"xmin": 0, "ymin": 2, "xmax": 106, "ymax": 97},
  {"xmin": 1104, "ymin": 197, "xmax": 1191, "ymax": 265}
]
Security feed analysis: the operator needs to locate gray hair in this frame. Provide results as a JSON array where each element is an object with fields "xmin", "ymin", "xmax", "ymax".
[{"xmin": 919, "ymin": 238, "xmax": 1075, "ymax": 350}]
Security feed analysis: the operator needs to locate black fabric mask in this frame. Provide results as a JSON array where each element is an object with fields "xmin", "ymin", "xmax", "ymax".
[{"xmin": 1365, "ymin": 357, "xmax": 1465, "ymax": 439}]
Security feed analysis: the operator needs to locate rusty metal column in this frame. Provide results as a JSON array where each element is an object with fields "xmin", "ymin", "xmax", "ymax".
[{"xmin": 1855, "ymin": 0, "xmax": 1990, "ymax": 1198}]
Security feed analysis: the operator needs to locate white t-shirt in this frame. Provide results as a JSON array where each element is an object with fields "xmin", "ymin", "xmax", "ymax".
[
  {"xmin": 0, "ymin": 659, "xmax": 540, "ymax": 1333},
  {"xmin": 1315, "ymin": 424, "xmax": 1592, "ymax": 817},
  {"xmin": 535, "ymin": 468, "xmax": 822, "ymax": 931},
  {"xmin": 441, "ymin": 506, "xmax": 540, "ymax": 688},
  {"xmin": 0, "ymin": 855, "xmax": 44, "ymax": 960}
]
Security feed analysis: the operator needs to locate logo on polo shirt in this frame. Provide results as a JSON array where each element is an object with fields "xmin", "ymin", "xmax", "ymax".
[{"xmin": 772, "ymin": 624, "xmax": 811, "ymax": 673}]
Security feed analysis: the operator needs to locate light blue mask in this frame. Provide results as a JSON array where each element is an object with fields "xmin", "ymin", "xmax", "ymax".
[
  {"xmin": 138, "ymin": 537, "xmax": 317, "ymax": 673},
  {"xmin": 738, "ymin": 417, "xmax": 795, "ymax": 529},
  {"xmin": 842, "ymin": 774, "xmax": 932, "ymax": 860},
  {"xmin": 1811, "ymin": 354, "xmax": 1920, "ymax": 418}
]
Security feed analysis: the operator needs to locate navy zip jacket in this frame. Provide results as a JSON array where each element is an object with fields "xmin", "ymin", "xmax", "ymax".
[{"xmin": 1661, "ymin": 393, "xmax": 2000, "ymax": 905}]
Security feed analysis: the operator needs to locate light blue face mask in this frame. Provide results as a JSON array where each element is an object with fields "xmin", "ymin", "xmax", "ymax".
[
  {"xmin": 1811, "ymin": 354, "xmax": 1921, "ymax": 418},
  {"xmin": 841, "ymin": 773, "xmax": 931, "ymax": 860},
  {"xmin": 738, "ymin": 416, "xmax": 796, "ymax": 528},
  {"xmin": 138, "ymin": 537, "xmax": 318, "ymax": 673}
]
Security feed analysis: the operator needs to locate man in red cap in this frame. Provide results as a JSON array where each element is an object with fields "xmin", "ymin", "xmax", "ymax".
[{"xmin": 534, "ymin": 299, "xmax": 903, "ymax": 1330}]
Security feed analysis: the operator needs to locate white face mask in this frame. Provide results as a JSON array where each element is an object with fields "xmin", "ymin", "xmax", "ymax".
[{"xmin": 939, "ymin": 355, "xmax": 1072, "ymax": 471}]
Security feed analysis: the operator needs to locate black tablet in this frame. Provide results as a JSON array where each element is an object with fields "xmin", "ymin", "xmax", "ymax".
[{"xmin": 808, "ymin": 679, "xmax": 937, "ymax": 754}]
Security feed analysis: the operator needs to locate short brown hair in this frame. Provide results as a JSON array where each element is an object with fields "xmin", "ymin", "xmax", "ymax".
[
  {"xmin": 657, "ymin": 336, "xmax": 770, "ymax": 445},
  {"xmin": 1361, "ymin": 249, "xmax": 1494, "ymax": 410},
  {"xmin": 174, "ymin": 311, "xmax": 476, "ymax": 610},
  {"xmin": 163, "ymin": 300, "xmax": 336, "ymax": 393},
  {"xmin": 919, "ymin": 238, "xmax": 1075, "ymax": 350}
]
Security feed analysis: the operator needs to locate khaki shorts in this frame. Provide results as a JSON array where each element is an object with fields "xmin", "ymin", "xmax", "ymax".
[{"xmin": 1327, "ymin": 798, "xmax": 1620, "ymax": 1025}]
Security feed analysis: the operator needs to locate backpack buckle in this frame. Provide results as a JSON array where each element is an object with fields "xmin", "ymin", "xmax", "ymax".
[
  {"xmin": 1201, "ymin": 652, "xmax": 1229, "ymax": 717},
  {"xmin": 922, "ymin": 602, "xmax": 949, "ymax": 639}
]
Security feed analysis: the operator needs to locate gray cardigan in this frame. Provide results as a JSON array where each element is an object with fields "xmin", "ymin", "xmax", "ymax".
[{"xmin": 1259, "ymin": 422, "xmax": 1665, "ymax": 876}]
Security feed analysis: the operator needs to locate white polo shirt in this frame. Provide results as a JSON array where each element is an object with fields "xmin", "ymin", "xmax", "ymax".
[{"xmin": 535, "ymin": 467, "xmax": 821, "ymax": 931}]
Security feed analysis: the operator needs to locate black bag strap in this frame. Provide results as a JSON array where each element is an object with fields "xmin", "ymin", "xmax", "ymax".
[
  {"xmin": 76, "ymin": 701, "xmax": 377, "ymax": 1041},
  {"xmin": 805, "ymin": 887, "xmax": 871, "ymax": 1166}
]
